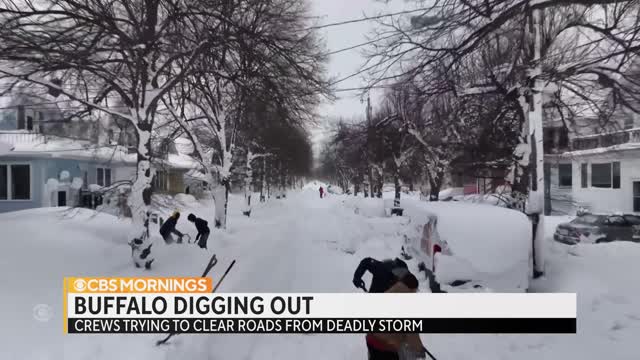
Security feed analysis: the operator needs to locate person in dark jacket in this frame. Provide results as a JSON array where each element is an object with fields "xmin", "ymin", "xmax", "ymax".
[
  {"xmin": 319, "ymin": 186, "xmax": 324, "ymax": 198},
  {"xmin": 188, "ymin": 213, "xmax": 210, "ymax": 249},
  {"xmin": 159, "ymin": 211, "xmax": 184, "ymax": 244},
  {"xmin": 352, "ymin": 257, "xmax": 410, "ymax": 293},
  {"xmin": 366, "ymin": 273, "xmax": 426, "ymax": 360},
  {"xmin": 353, "ymin": 257, "xmax": 426, "ymax": 360}
]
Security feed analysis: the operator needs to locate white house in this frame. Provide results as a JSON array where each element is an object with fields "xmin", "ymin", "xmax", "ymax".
[
  {"xmin": 545, "ymin": 128, "xmax": 640, "ymax": 215},
  {"xmin": 0, "ymin": 93, "xmax": 201, "ymax": 213}
]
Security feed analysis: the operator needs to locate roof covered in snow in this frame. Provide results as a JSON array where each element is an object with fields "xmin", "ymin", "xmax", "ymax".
[
  {"xmin": 556, "ymin": 141, "xmax": 640, "ymax": 158},
  {"xmin": 0, "ymin": 132, "xmax": 199, "ymax": 170}
]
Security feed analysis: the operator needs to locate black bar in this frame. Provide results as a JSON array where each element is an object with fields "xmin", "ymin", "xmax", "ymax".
[{"xmin": 67, "ymin": 317, "xmax": 576, "ymax": 334}]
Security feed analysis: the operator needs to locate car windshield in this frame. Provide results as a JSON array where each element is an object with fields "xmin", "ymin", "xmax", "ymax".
[
  {"xmin": 572, "ymin": 215, "xmax": 603, "ymax": 224},
  {"xmin": 623, "ymin": 215, "xmax": 640, "ymax": 225}
]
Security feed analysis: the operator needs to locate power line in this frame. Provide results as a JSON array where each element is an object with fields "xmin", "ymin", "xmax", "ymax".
[
  {"xmin": 333, "ymin": 85, "xmax": 392, "ymax": 93},
  {"xmin": 304, "ymin": 7, "xmax": 433, "ymax": 31}
]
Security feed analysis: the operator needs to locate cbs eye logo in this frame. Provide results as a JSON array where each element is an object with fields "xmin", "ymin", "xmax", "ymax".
[{"xmin": 73, "ymin": 279, "xmax": 87, "ymax": 292}]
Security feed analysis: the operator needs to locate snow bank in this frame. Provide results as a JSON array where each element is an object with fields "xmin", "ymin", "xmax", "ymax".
[
  {"xmin": 2, "ymin": 192, "xmax": 640, "ymax": 360},
  {"xmin": 341, "ymin": 196, "xmax": 385, "ymax": 217},
  {"xmin": 451, "ymin": 193, "xmax": 512, "ymax": 207},
  {"xmin": 435, "ymin": 253, "xmax": 529, "ymax": 292},
  {"xmin": 403, "ymin": 200, "xmax": 532, "ymax": 274},
  {"xmin": 174, "ymin": 193, "xmax": 197, "ymax": 206},
  {"xmin": 438, "ymin": 187, "xmax": 463, "ymax": 200},
  {"xmin": 303, "ymin": 180, "xmax": 327, "ymax": 190}
]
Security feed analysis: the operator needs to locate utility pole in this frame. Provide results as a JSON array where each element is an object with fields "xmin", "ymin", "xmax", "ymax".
[{"xmin": 408, "ymin": 10, "xmax": 547, "ymax": 277}]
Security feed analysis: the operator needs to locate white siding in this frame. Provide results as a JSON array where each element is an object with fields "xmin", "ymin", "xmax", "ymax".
[
  {"xmin": 546, "ymin": 160, "xmax": 574, "ymax": 214},
  {"xmin": 572, "ymin": 156, "xmax": 640, "ymax": 213},
  {"xmin": 547, "ymin": 150, "xmax": 640, "ymax": 214},
  {"xmin": 113, "ymin": 165, "xmax": 136, "ymax": 183}
]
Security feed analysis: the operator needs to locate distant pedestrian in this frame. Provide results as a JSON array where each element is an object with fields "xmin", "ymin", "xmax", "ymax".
[
  {"xmin": 319, "ymin": 186, "xmax": 324, "ymax": 198},
  {"xmin": 188, "ymin": 213, "xmax": 210, "ymax": 249},
  {"xmin": 159, "ymin": 211, "xmax": 184, "ymax": 244}
]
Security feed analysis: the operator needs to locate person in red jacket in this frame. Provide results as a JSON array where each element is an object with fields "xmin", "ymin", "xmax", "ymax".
[{"xmin": 319, "ymin": 186, "xmax": 324, "ymax": 198}]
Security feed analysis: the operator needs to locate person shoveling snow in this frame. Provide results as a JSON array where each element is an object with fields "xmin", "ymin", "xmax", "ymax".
[
  {"xmin": 352, "ymin": 257, "xmax": 410, "ymax": 293},
  {"xmin": 159, "ymin": 211, "xmax": 185, "ymax": 244},
  {"xmin": 353, "ymin": 257, "xmax": 430, "ymax": 360},
  {"xmin": 188, "ymin": 213, "xmax": 210, "ymax": 249}
]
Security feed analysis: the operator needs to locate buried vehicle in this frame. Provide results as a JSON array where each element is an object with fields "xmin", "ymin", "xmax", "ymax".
[{"xmin": 403, "ymin": 201, "xmax": 532, "ymax": 293}]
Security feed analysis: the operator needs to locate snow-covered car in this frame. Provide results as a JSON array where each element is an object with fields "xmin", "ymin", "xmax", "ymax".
[
  {"xmin": 403, "ymin": 201, "xmax": 532, "ymax": 293},
  {"xmin": 554, "ymin": 213, "xmax": 640, "ymax": 245}
]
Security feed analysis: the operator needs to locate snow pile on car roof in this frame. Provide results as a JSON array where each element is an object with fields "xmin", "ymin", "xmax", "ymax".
[{"xmin": 403, "ymin": 200, "xmax": 532, "ymax": 274}]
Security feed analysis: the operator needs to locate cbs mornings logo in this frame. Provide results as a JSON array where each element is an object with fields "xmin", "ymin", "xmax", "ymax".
[
  {"xmin": 33, "ymin": 304, "xmax": 53, "ymax": 322},
  {"xmin": 73, "ymin": 279, "xmax": 87, "ymax": 292},
  {"xmin": 66, "ymin": 277, "xmax": 213, "ymax": 293}
]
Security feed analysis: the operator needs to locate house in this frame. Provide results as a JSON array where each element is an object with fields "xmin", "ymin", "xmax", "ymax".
[
  {"xmin": 544, "ymin": 127, "xmax": 640, "ymax": 215},
  {"xmin": 543, "ymin": 99, "xmax": 640, "ymax": 215},
  {"xmin": 0, "ymin": 94, "xmax": 200, "ymax": 213}
]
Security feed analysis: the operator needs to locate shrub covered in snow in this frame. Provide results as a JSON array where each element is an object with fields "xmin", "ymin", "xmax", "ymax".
[
  {"xmin": 96, "ymin": 186, "xmax": 132, "ymax": 218},
  {"xmin": 71, "ymin": 177, "xmax": 84, "ymax": 190},
  {"xmin": 89, "ymin": 184, "xmax": 103, "ymax": 192}
]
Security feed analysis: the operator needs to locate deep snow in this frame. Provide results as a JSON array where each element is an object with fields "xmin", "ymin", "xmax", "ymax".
[
  {"xmin": 0, "ymin": 189, "xmax": 639, "ymax": 359},
  {"xmin": 401, "ymin": 200, "xmax": 532, "ymax": 275}
]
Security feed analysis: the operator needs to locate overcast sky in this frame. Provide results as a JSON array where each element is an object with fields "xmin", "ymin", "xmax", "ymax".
[{"xmin": 308, "ymin": 0, "xmax": 411, "ymax": 161}]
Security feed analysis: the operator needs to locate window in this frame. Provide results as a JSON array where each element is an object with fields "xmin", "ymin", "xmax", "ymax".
[
  {"xmin": 17, "ymin": 106, "xmax": 25, "ymax": 129},
  {"xmin": 591, "ymin": 162, "xmax": 621, "ymax": 189},
  {"xmin": 558, "ymin": 164, "xmax": 572, "ymax": 187},
  {"xmin": 16, "ymin": 107, "xmax": 35, "ymax": 131},
  {"xmin": 153, "ymin": 171, "xmax": 169, "ymax": 191},
  {"xmin": 613, "ymin": 162, "xmax": 620, "ymax": 189},
  {"xmin": 0, "ymin": 166, "xmax": 6, "ymax": 200},
  {"xmin": 558, "ymin": 128, "xmax": 569, "ymax": 149},
  {"xmin": 26, "ymin": 113, "xmax": 33, "ymax": 131},
  {"xmin": 581, "ymin": 163, "xmax": 588, "ymax": 188},
  {"xmin": 606, "ymin": 216, "xmax": 626, "ymax": 226},
  {"xmin": 0, "ymin": 164, "xmax": 31, "ymax": 200},
  {"xmin": 634, "ymin": 182, "xmax": 640, "ymax": 213},
  {"xmin": 97, "ymin": 168, "xmax": 111, "ymax": 187},
  {"xmin": 105, "ymin": 169, "xmax": 111, "ymax": 187}
]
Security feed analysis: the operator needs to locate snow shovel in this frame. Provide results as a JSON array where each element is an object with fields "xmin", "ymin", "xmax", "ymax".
[{"xmin": 155, "ymin": 258, "xmax": 236, "ymax": 346}]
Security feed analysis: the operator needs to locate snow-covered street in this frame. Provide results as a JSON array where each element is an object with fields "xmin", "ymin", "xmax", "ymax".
[{"xmin": 1, "ymin": 188, "xmax": 639, "ymax": 359}]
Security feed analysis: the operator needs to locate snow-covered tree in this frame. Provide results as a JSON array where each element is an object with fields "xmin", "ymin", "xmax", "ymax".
[
  {"xmin": 0, "ymin": 0, "xmax": 233, "ymax": 267},
  {"xmin": 364, "ymin": 0, "xmax": 640, "ymax": 276}
]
